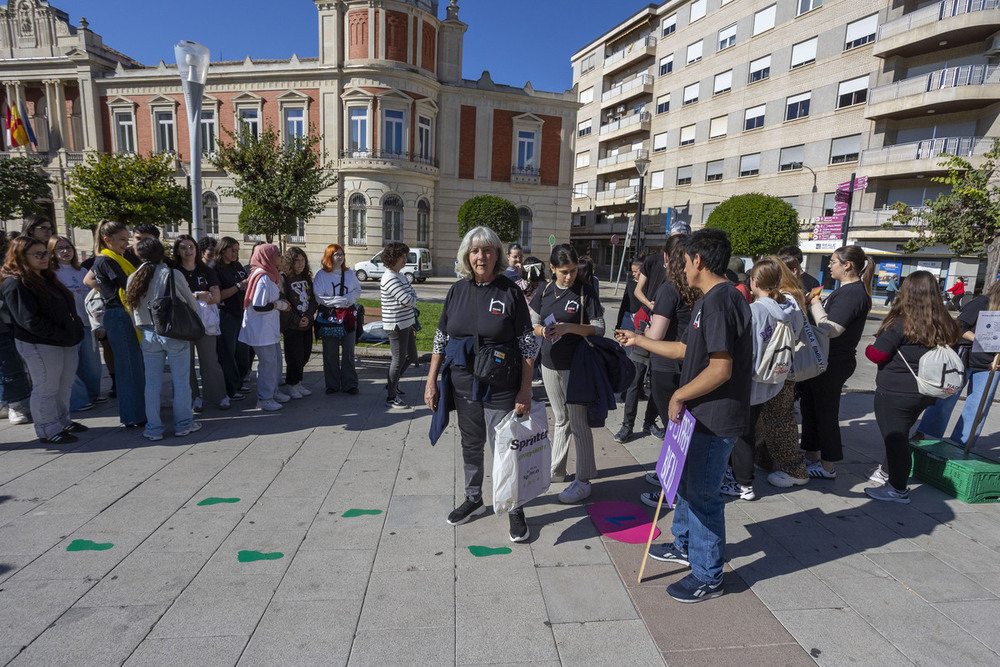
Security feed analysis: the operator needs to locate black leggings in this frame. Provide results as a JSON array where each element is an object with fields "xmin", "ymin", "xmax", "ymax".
[
  {"xmin": 799, "ymin": 357, "xmax": 857, "ymax": 462},
  {"xmin": 873, "ymin": 390, "xmax": 935, "ymax": 490},
  {"xmin": 283, "ymin": 328, "xmax": 313, "ymax": 386}
]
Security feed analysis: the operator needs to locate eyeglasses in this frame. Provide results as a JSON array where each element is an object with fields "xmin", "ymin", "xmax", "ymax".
[
  {"xmin": 36, "ymin": 226, "xmax": 53, "ymax": 232},
  {"xmin": 332, "ymin": 253, "xmax": 345, "ymax": 257},
  {"xmin": 55, "ymin": 246, "xmax": 74, "ymax": 252},
  {"xmin": 30, "ymin": 251, "xmax": 50, "ymax": 259}
]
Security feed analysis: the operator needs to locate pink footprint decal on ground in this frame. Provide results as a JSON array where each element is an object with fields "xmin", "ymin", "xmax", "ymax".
[{"xmin": 588, "ymin": 501, "xmax": 661, "ymax": 544}]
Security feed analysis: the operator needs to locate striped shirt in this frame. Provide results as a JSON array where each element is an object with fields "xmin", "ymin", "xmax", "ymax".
[{"xmin": 380, "ymin": 269, "xmax": 418, "ymax": 330}]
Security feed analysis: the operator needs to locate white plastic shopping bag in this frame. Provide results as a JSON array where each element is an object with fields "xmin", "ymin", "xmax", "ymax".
[{"xmin": 492, "ymin": 400, "xmax": 551, "ymax": 514}]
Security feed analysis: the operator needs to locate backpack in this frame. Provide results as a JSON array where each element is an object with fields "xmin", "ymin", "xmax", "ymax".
[
  {"xmin": 901, "ymin": 345, "xmax": 965, "ymax": 398},
  {"xmin": 754, "ymin": 319, "xmax": 795, "ymax": 384}
]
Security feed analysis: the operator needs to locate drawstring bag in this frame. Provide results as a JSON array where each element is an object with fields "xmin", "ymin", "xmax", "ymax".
[{"xmin": 902, "ymin": 345, "xmax": 965, "ymax": 398}]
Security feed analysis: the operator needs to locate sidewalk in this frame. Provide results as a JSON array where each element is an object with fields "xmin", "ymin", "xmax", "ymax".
[{"xmin": 1, "ymin": 355, "xmax": 999, "ymax": 665}]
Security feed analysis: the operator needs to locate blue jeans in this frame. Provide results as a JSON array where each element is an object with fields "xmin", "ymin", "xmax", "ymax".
[
  {"xmin": 918, "ymin": 368, "xmax": 999, "ymax": 446},
  {"xmin": 104, "ymin": 307, "xmax": 146, "ymax": 425},
  {"xmin": 255, "ymin": 343, "xmax": 282, "ymax": 401},
  {"xmin": 70, "ymin": 327, "xmax": 103, "ymax": 409},
  {"xmin": 140, "ymin": 329, "xmax": 193, "ymax": 436},
  {"xmin": 671, "ymin": 431, "xmax": 736, "ymax": 586},
  {"xmin": 0, "ymin": 327, "xmax": 30, "ymax": 405}
]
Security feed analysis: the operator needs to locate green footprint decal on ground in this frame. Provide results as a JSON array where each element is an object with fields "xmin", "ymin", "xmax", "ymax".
[
  {"xmin": 468, "ymin": 545, "xmax": 512, "ymax": 557},
  {"xmin": 67, "ymin": 539, "xmax": 113, "ymax": 552},
  {"xmin": 237, "ymin": 550, "xmax": 284, "ymax": 563},
  {"xmin": 197, "ymin": 497, "xmax": 240, "ymax": 506},
  {"xmin": 342, "ymin": 509, "xmax": 383, "ymax": 518}
]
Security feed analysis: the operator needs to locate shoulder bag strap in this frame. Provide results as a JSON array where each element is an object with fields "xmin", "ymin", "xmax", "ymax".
[{"xmin": 472, "ymin": 283, "xmax": 480, "ymax": 355}]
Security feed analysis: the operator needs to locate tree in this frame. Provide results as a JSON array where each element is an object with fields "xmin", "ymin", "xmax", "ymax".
[
  {"xmin": 706, "ymin": 193, "xmax": 800, "ymax": 258},
  {"xmin": 884, "ymin": 139, "xmax": 1000, "ymax": 281},
  {"xmin": 0, "ymin": 155, "xmax": 51, "ymax": 222},
  {"xmin": 65, "ymin": 152, "xmax": 189, "ymax": 230},
  {"xmin": 457, "ymin": 195, "xmax": 520, "ymax": 242},
  {"xmin": 213, "ymin": 125, "xmax": 338, "ymax": 246}
]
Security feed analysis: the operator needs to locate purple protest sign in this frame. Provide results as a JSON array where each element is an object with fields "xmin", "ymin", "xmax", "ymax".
[{"xmin": 656, "ymin": 409, "xmax": 696, "ymax": 507}]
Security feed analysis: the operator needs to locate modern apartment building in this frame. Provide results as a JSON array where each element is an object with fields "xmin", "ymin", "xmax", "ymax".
[
  {"xmin": 0, "ymin": 0, "xmax": 579, "ymax": 272},
  {"xmin": 571, "ymin": 0, "xmax": 999, "ymax": 289}
]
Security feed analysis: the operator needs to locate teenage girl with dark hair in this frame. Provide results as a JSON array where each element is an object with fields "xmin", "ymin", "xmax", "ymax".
[
  {"xmin": 800, "ymin": 245, "xmax": 874, "ymax": 479},
  {"xmin": 0, "ymin": 232, "xmax": 31, "ymax": 424},
  {"xmin": 280, "ymin": 246, "xmax": 318, "ymax": 398},
  {"xmin": 529, "ymin": 243, "xmax": 603, "ymax": 502},
  {"xmin": 215, "ymin": 236, "xmax": 251, "ymax": 400}
]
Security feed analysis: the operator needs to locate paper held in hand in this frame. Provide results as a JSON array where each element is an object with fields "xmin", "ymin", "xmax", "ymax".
[{"xmin": 973, "ymin": 311, "xmax": 1000, "ymax": 354}]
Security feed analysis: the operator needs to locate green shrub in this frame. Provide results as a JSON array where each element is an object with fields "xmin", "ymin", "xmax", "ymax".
[
  {"xmin": 456, "ymin": 195, "xmax": 520, "ymax": 242},
  {"xmin": 707, "ymin": 193, "xmax": 800, "ymax": 258}
]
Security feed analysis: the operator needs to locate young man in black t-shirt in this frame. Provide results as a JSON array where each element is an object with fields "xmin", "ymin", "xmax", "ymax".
[{"xmin": 615, "ymin": 228, "xmax": 752, "ymax": 603}]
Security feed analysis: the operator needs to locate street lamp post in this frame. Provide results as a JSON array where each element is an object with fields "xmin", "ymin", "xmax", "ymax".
[
  {"xmin": 633, "ymin": 156, "xmax": 650, "ymax": 262},
  {"xmin": 175, "ymin": 41, "xmax": 210, "ymax": 241}
]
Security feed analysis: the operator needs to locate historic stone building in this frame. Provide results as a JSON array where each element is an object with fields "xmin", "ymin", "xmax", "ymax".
[{"xmin": 0, "ymin": 0, "xmax": 579, "ymax": 273}]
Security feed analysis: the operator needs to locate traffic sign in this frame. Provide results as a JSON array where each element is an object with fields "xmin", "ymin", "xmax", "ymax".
[
  {"xmin": 548, "ymin": 234, "xmax": 556, "ymax": 247},
  {"xmin": 611, "ymin": 234, "xmax": 620, "ymax": 246}
]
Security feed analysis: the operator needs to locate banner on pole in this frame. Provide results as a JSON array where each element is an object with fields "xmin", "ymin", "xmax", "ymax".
[{"xmin": 656, "ymin": 409, "xmax": 696, "ymax": 507}]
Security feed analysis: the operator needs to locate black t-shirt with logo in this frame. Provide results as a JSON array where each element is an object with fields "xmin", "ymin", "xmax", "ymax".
[
  {"xmin": 529, "ymin": 280, "xmax": 601, "ymax": 370},
  {"xmin": 680, "ymin": 282, "xmax": 753, "ymax": 439},
  {"xmin": 216, "ymin": 261, "xmax": 249, "ymax": 316},
  {"xmin": 823, "ymin": 280, "xmax": 871, "ymax": 362},
  {"xmin": 649, "ymin": 281, "xmax": 691, "ymax": 375},
  {"xmin": 177, "ymin": 264, "xmax": 220, "ymax": 294},
  {"xmin": 91, "ymin": 255, "xmax": 130, "ymax": 309},
  {"xmin": 438, "ymin": 276, "xmax": 532, "ymax": 348},
  {"xmin": 800, "ymin": 271, "xmax": 821, "ymax": 293},
  {"xmin": 872, "ymin": 320, "xmax": 933, "ymax": 396}
]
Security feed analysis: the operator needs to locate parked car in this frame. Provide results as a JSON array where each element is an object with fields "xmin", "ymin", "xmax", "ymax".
[{"xmin": 354, "ymin": 247, "xmax": 432, "ymax": 283}]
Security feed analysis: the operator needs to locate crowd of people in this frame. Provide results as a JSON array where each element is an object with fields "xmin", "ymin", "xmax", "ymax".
[{"xmin": 1, "ymin": 217, "xmax": 993, "ymax": 605}]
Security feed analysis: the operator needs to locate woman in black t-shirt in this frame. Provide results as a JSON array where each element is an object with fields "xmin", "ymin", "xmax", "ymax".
[
  {"xmin": 425, "ymin": 226, "xmax": 537, "ymax": 543},
  {"xmin": 800, "ymin": 245, "xmax": 874, "ymax": 480},
  {"xmin": 529, "ymin": 244, "xmax": 603, "ymax": 504},
  {"xmin": 865, "ymin": 271, "xmax": 960, "ymax": 502},
  {"xmin": 214, "ymin": 237, "xmax": 252, "ymax": 400}
]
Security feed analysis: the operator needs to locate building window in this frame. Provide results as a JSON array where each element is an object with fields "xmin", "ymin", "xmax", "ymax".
[
  {"xmin": 202, "ymin": 192, "xmax": 219, "ymax": 236},
  {"xmin": 662, "ymin": 13, "xmax": 676, "ymax": 36},
  {"xmin": 676, "ymin": 165, "xmax": 692, "ymax": 186},
  {"xmin": 718, "ymin": 24, "xmax": 736, "ymax": 52},
  {"xmin": 580, "ymin": 52, "xmax": 597, "ymax": 74},
  {"xmin": 837, "ymin": 75, "xmax": 869, "ymax": 108},
  {"xmin": 690, "ymin": 0, "xmax": 706, "ymax": 23},
  {"xmin": 845, "ymin": 14, "xmax": 878, "ymax": 50},
  {"xmin": 580, "ymin": 87, "xmax": 594, "ymax": 104},
  {"xmin": 155, "ymin": 111, "xmax": 175, "ymax": 153},
  {"xmin": 709, "ymin": 115, "xmax": 727, "ymax": 139},
  {"xmin": 653, "ymin": 132, "xmax": 667, "ymax": 152},
  {"xmin": 238, "ymin": 108, "xmax": 259, "ymax": 138},
  {"xmin": 659, "ymin": 54, "xmax": 673, "ymax": 76},
  {"xmin": 823, "ymin": 192, "xmax": 837, "ymax": 216},
  {"xmin": 578, "ymin": 119, "xmax": 592, "ymax": 137},
  {"xmin": 706, "ymin": 160, "xmax": 724, "ymax": 182},
  {"xmin": 518, "ymin": 207, "xmax": 532, "ymax": 252},
  {"xmin": 349, "ymin": 193, "xmax": 367, "ymax": 245},
  {"xmin": 516, "ymin": 130, "xmax": 537, "ymax": 170},
  {"xmin": 650, "ymin": 170, "xmax": 664, "ymax": 190},
  {"xmin": 164, "ymin": 221, "xmax": 180, "ymax": 239},
  {"xmin": 284, "ymin": 108, "xmax": 305, "ymax": 145},
  {"xmin": 656, "ymin": 94, "xmax": 670, "ymax": 115},
  {"xmin": 383, "ymin": 109, "xmax": 405, "ymax": 156},
  {"xmin": 744, "ymin": 104, "xmax": 765, "ymax": 131},
  {"xmin": 702, "ymin": 202, "xmax": 719, "ymax": 224},
  {"xmin": 779, "ymin": 145, "xmax": 805, "ymax": 171},
  {"xmin": 830, "ymin": 134, "xmax": 861, "ymax": 164},
  {"xmin": 114, "ymin": 112, "xmax": 135, "ymax": 153},
  {"xmin": 680, "ymin": 124, "xmax": 696, "ymax": 146},
  {"xmin": 577, "ymin": 151, "xmax": 591, "ymax": 169},
  {"xmin": 785, "ymin": 92, "xmax": 811, "ymax": 121},
  {"xmin": 418, "ymin": 115, "xmax": 433, "ymax": 161},
  {"xmin": 739, "ymin": 153, "xmax": 760, "ymax": 177},
  {"xmin": 790, "ymin": 37, "xmax": 817, "ymax": 69},
  {"xmin": 574, "ymin": 182, "xmax": 590, "ymax": 198},
  {"xmin": 683, "ymin": 83, "xmax": 699, "ymax": 106},
  {"xmin": 753, "ymin": 5, "xmax": 776, "ymax": 35},
  {"xmin": 349, "ymin": 107, "xmax": 368, "ymax": 153},
  {"xmin": 289, "ymin": 218, "xmax": 306, "ymax": 243},
  {"xmin": 687, "ymin": 40, "xmax": 703, "ymax": 64},
  {"xmin": 713, "ymin": 70, "xmax": 732, "ymax": 95},
  {"xmin": 798, "ymin": 0, "xmax": 822, "ymax": 15},
  {"xmin": 382, "ymin": 195, "xmax": 403, "ymax": 242},
  {"xmin": 417, "ymin": 199, "xmax": 430, "ymax": 245},
  {"xmin": 200, "ymin": 110, "xmax": 217, "ymax": 156},
  {"xmin": 748, "ymin": 55, "xmax": 770, "ymax": 84}
]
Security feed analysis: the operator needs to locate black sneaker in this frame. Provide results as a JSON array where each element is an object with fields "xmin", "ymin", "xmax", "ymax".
[
  {"xmin": 640, "ymin": 490, "xmax": 662, "ymax": 508},
  {"xmin": 648, "ymin": 541, "xmax": 690, "ymax": 566},
  {"xmin": 230, "ymin": 392, "xmax": 246, "ymax": 401},
  {"xmin": 62, "ymin": 421, "xmax": 89, "ymax": 433},
  {"xmin": 644, "ymin": 422, "xmax": 666, "ymax": 439},
  {"xmin": 508, "ymin": 508, "xmax": 530, "ymax": 543},
  {"xmin": 40, "ymin": 432, "xmax": 77, "ymax": 444},
  {"xmin": 667, "ymin": 572, "xmax": 724, "ymax": 603},
  {"xmin": 386, "ymin": 397, "xmax": 408, "ymax": 409},
  {"xmin": 447, "ymin": 499, "xmax": 486, "ymax": 526},
  {"xmin": 613, "ymin": 426, "xmax": 633, "ymax": 443}
]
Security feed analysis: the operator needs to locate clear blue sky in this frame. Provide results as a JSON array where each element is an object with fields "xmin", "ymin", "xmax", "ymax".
[{"xmin": 53, "ymin": 0, "xmax": 637, "ymax": 93}]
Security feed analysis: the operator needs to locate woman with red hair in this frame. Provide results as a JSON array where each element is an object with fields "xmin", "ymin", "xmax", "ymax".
[
  {"xmin": 239, "ymin": 243, "xmax": 291, "ymax": 411},
  {"xmin": 314, "ymin": 244, "xmax": 361, "ymax": 394}
]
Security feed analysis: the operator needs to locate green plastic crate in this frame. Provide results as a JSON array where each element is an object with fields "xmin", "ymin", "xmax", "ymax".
[{"xmin": 910, "ymin": 440, "xmax": 1000, "ymax": 504}]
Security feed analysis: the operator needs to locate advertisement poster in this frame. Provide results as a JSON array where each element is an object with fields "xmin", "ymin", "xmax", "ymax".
[{"xmin": 878, "ymin": 261, "xmax": 901, "ymax": 287}]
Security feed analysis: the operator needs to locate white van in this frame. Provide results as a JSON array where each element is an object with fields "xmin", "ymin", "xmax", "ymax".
[{"xmin": 354, "ymin": 247, "xmax": 432, "ymax": 283}]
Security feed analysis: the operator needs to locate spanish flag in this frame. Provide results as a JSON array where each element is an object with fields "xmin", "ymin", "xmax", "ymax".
[{"xmin": 6, "ymin": 103, "xmax": 30, "ymax": 148}]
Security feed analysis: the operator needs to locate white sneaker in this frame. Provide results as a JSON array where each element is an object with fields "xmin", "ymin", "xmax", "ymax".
[
  {"xmin": 285, "ymin": 384, "xmax": 303, "ymax": 400},
  {"xmin": 558, "ymin": 479, "xmax": 592, "ymax": 504},
  {"xmin": 720, "ymin": 481, "xmax": 757, "ymax": 501},
  {"xmin": 273, "ymin": 391, "xmax": 291, "ymax": 403},
  {"xmin": 868, "ymin": 465, "xmax": 890, "ymax": 485},
  {"xmin": 292, "ymin": 383, "xmax": 311, "ymax": 396},
  {"xmin": 176, "ymin": 422, "xmax": 202, "ymax": 437},
  {"xmin": 8, "ymin": 402, "xmax": 30, "ymax": 425},
  {"xmin": 257, "ymin": 399, "xmax": 282, "ymax": 411},
  {"xmin": 768, "ymin": 471, "xmax": 809, "ymax": 488}
]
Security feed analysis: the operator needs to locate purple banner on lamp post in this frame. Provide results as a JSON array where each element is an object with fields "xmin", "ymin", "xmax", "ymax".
[{"xmin": 656, "ymin": 409, "xmax": 696, "ymax": 507}]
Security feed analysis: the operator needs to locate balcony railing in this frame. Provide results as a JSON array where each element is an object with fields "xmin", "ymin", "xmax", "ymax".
[
  {"xmin": 595, "ymin": 185, "xmax": 640, "ymax": 202},
  {"xmin": 597, "ymin": 148, "xmax": 649, "ymax": 170},
  {"xmin": 877, "ymin": 0, "xmax": 999, "ymax": 41},
  {"xmin": 850, "ymin": 207, "xmax": 930, "ymax": 228},
  {"xmin": 511, "ymin": 165, "xmax": 541, "ymax": 185},
  {"xmin": 601, "ymin": 74, "xmax": 654, "ymax": 102},
  {"xmin": 339, "ymin": 149, "xmax": 439, "ymax": 167},
  {"xmin": 599, "ymin": 111, "xmax": 651, "ymax": 136},
  {"xmin": 860, "ymin": 136, "xmax": 994, "ymax": 166},
  {"xmin": 869, "ymin": 64, "xmax": 1000, "ymax": 105},
  {"xmin": 604, "ymin": 36, "xmax": 657, "ymax": 68}
]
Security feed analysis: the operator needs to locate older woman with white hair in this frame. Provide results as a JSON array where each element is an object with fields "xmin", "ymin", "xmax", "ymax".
[{"xmin": 425, "ymin": 226, "xmax": 538, "ymax": 543}]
